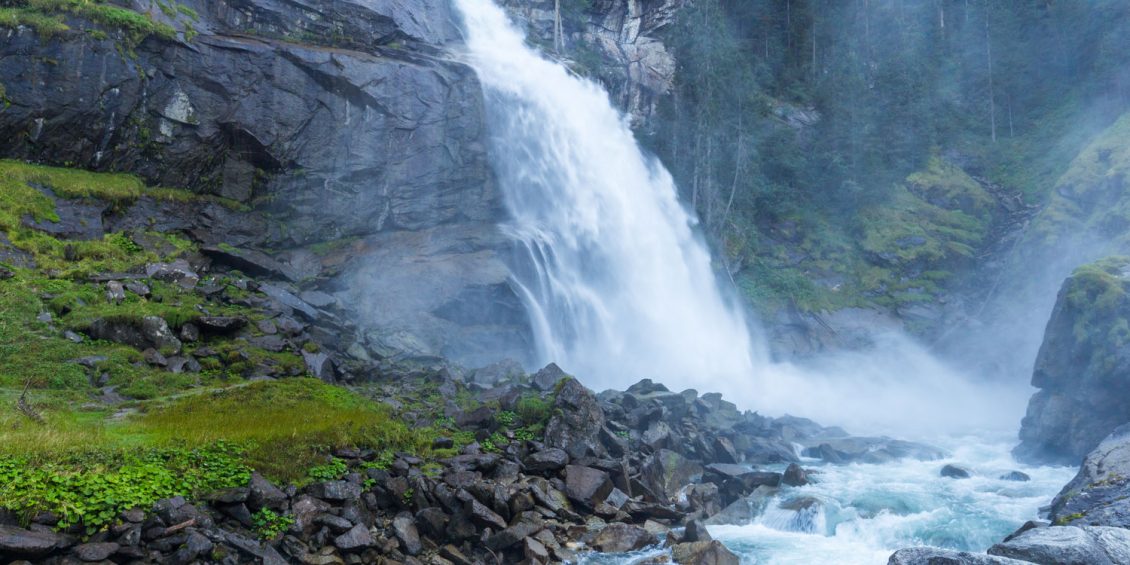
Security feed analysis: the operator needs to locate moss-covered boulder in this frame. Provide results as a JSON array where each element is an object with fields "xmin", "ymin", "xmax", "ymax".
[{"xmin": 1015, "ymin": 257, "xmax": 1130, "ymax": 464}]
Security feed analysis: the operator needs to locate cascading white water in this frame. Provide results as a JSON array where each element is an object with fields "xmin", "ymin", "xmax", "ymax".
[{"xmin": 453, "ymin": 0, "xmax": 758, "ymax": 390}]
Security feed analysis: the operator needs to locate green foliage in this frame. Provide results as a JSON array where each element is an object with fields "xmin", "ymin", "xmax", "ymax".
[
  {"xmin": 515, "ymin": 394, "xmax": 552, "ymax": 425},
  {"xmin": 135, "ymin": 379, "xmax": 436, "ymax": 482},
  {"xmin": 307, "ymin": 457, "xmax": 347, "ymax": 482},
  {"xmin": 0, "ymin": 0, "xmax": 177, "ymax": 45},
  {"xmin": 0, "ymin": 442, "xmax": 249, "ymax": 534},
  {"xmin": 494, "ymin": 410, "xmax": 516, "ymax": 427},
  {"xmin": 251, "ymin": 507, "xmax": 294, "ymax": 540}
]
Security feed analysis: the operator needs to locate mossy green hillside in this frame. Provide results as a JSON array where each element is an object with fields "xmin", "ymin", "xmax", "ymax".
[
  {"xmin": 734, "ymin": 157, "xmax": 994, "ymax": 317},
  {"xmin": 0, "ymin": 0, "xmax": 178, "ymax": 44},
  {"xmin": 1030, "ymin": 113, "xmax": 1130, "ymax": 250},
  {"xmin": 1060, "ymin": 257, "xmax": 1130, "ymax": 361}
]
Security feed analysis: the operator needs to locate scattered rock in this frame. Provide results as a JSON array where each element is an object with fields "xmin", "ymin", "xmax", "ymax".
[
  {"xmin": 941, "ymin": 464, "xmax": 972, "ymax": 479},
  {"xmin": 999, "ymin": 471, "xmax": 1031, "ymax": 482},
  {"xmin": 564, "ymin": 465, "xmax": 613, "ymax": 509},
  {"xmin": 671, "ymin": 540, "xmax": 740, "ymax": 565},
  {"xmin": 391, "ymin": 512, "xmax": 422, "ymax": 556},
  {"xmin": 887, "ymin": 547, "xmax": 1030, "ymax": 564},
  {"xmin": 782, "ymin": 463, "xmax": 809, "ymax": 487},
  {"xmin": 988, "ymin": 525, "xmax": 1130, "ymax": 564},
  {"xmin": 544, "ymin": 377, "xmax": 607, "ymax": 459},
  {"xmin": 592, "ymin": 522, "xmax": 657, "ymax": 553},
  {"xmin": 333, "ymin": 524, "xmax": 374, "ymax": 551},
  {"xmin": 0, "ymin": 525, "xmax": 67, "ymax": 557},
  {"xmin": 524, "ymin": 448, "xmax": 569, "ymax": 474}
]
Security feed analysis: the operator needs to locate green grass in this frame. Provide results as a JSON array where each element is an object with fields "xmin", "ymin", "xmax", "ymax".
[
  {"xmin": 0, "ymin": 0, "xmax": 177, "ymax": 44},
  {"xmin": 133, "ymin": 379, "xmax": 440, "ymax": 482}
]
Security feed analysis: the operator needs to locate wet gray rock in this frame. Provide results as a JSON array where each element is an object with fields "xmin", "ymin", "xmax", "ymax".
[
  {"xmin": 1000, "ymin": 471, "xmax": 1031, "ymax": 482},
  {"xmin": 591, "ymin": 522, "xmax": 657, "ymax": 553},
  {"xmin": 248, "ymin": 473, "xmax": 287, "ymax": 511},
  {"xmin": 671, "ymin": 539, "xmax": 741, "ymax": 565},
  {"xmin": 196, "ymin": 316, "xmax": 247, "ymax": 335},
  {"xmin": 308, "ymin": 481, "xmax": 361, "ymax": 502},
  {"xmin": 391, "ymin": 512, "xmax": 421, "ymax": 556},
  {"xmin": 564, "ymin": 465, "xmax": 613, "ymax": 509},
  {"xmin": 988, "ymin": 525, "xmax": 1130, "ymax": 564},
  {"xmin": 523, "ymin": 448, "xmax": 569, "ymax": 474},
  {"xmin": 333, "ymin": 524, "xmax": 374, "ymax": 551},
  {"xmin": 801, "ymin": 437, "xmax": 947, "ymax": 464},
  {"xmin": 146, "ymin": 260, "xmax": 200, "ymax": 290},
  {"xmin": 1015, "ymin": 258, "xmax": 1130, "ymax": 465},
  {"xmin": 73, "ymin": 541, "xmax": 120, "ymax": 561},
  {"xmin": 1049, "ymin": 424, "xmax": 1130, "ymax": 528},
  {"xmin": 87, "ymin": 315, "xmax": 182, "ymax": 354},
  {"xmin": 545, "ymin": 378, "xmax": 607, "ymax": 459},
  {"xmin": 783, "ymin": 463, "xmax": 809, "ymax": 486},
  {"xmin": 942, "ymin": 464, "xmax": 973, "ymax": 479},
  {"xmin": 888, "ymin": 547, "xmax": 1030, "ymax": 564},
  {"xmin": 643, "ymin": 449, "xmax": 704, "ymax": 504},
  {"xmin": 531, "ymin": 363, "xmax": 569, "ymax": 391},
  {"xmin": 0, "ymin": 525, "xmax": 67, "ymax": 557}
]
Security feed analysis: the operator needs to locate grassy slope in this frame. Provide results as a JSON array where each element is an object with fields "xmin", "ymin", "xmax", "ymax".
[{"xmin": 0, "ymin": 160, "xmax": 458, "ymax": 535}]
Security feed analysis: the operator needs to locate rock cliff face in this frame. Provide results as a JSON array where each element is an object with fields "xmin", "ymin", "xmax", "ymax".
[
  {"xmin": 1014, "ymin": 257, "xmax": 1130, "ymax": 465},
  {"xmin": 0, "ymin": 0, "xmax": 688, "ymax": 369},
  {"xmin": 0, "ymin": 0, "xmax": 533, "ymax": 367},
  {"xmin": 499, "ymin": 0, "xmax": 681, "ymax": 126}
]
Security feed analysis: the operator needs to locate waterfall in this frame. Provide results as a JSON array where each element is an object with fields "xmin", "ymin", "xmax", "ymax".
[{"xmin": 452, "ymin": 0, "xmax": 759, "ymax": 391}]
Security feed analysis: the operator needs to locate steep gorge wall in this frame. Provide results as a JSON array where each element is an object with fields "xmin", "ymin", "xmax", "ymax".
[{"xmin": 0, "ymin": 0, "xmax": 685, "ymax": 371}]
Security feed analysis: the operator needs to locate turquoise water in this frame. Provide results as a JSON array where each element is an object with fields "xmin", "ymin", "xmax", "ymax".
[{"xmin": 580, "ymin": 435, "xmax": 1076, "ymax": 565}]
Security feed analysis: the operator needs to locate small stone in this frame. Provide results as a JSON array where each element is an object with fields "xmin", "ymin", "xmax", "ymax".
[
  {"xmin": 143, "ymin": 348, "xmax": 168, "ymax": 367},
  {"xmin": 524, "ymin": 448, "xmax": 570, "ymax": 474},
  {"xmin": 63, "ymin": 330, "xmax": 83, "ymax": 343},
  {"xmin": 179, "ymin": 323, "xmax": 200, "ymax": 342},
  {"xmin": 105, "ymin": 281, "xmax": 126, "ymax": 304},
  {"xmin": 257, "ymin": 319, "xmax": 278, "ymax": 335},
  {"xmin": 124, "ymin": 281, "xmax": 151, "ymax": 297},
  {"xmin": 36, "ymin": 311, "xmax": 52, "ymax": 323}
]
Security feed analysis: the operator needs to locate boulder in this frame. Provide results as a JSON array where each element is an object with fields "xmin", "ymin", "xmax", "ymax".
[
  {"xmin": 671, "ymin": 540, "xmax": 741, "ymax": 565},
  {"xmin": 145, "ymin": 260, "xmax": 200, "ymax": 290},
  {"xmin": 887, "ymin": 547, "xmax": 1030, "ymax": 564},
  {"xmin": 0, "ymin": 525, "xmax": 67, "ymax": 557},
  {"xmin": 1000, "ymin": 471, "xmax": 1031, "ymax": 482},
  {"xmin": 333, "ymin": 524, "xmax": 374, "ymax": 551},
  {"xmin": 523, "ymin": 448, "xmax": 570, "ymax": 474},
  {"xmin": 1049, "ymin": 424, "xmax": 1130, "ymax": 528},
  {"xmin": 941, "ymin": 464, "xmax": 973, "ymax": 479},
  {"xmin": 988, "ymin": 525, "xmax": 1130, "ymax": 564},
  {"xmin": 801, "ymin": 437, "xmax": 946, "ymax": 464},
  {"xmin": 591, "ymin": 522, "xmax": 658, "ymax": 553},
  {"xmin": 564, "ymin": 465, "xmax": 613, "ymax": 509},
  {"xmin": 642, "ymin": 449, "xmax": 704, "ymax": 504},
  {"xmin": 544, "ymin": 378, "xmax": 607, "ymax": 459},
  {"xmin": 1015, "ymin": 258, "xmax": 1130, "ymax": 464},
  {"xmin": 531, "ymin": 363, "xmax": 568, "ymax": 391},
  {"xmin": 783, "ymin": 463, "xmax": 809, "ymax": 486},
  {"xmin": 87, "ymin": 315, "xmax": 182, "ymax": 354},
  {"xmin": 248, "ymin": 472, "xmax": 287, "ymax": 511},
  {"xmin": 391, "ymin": 512, "xmax": 421, "ymax": 556}
]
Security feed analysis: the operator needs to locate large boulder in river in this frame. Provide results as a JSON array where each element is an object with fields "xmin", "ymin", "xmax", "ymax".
[
  {"xmin": 987, "ymin": 525, "xmax": 1130, "ymax": 564},
  {"xmin": 1048, "ymin": 423, "xmax": 1130, "ymax": 528},
  {"xmin": 1015, "ymin": 258, "xmax": 1130, "ymax": 465},
  {"xmin": 887, "ymin": 547, "xmax": 1029, "ymax": 564}
]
